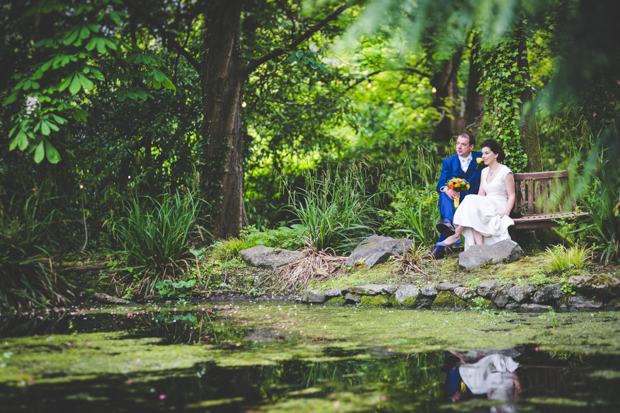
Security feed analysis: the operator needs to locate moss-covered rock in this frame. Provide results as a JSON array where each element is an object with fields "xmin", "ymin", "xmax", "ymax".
[
  {"xmin": 468, "ymin": 297, "xmax": 495, "ymax": 309},
  {"xmin": 359, "ymin": 295, "xmax": 391, "ymax": 307},
  {"xmin": 430, "ymin": 291, "xmax": 467, "ymax": 310},
  {"xmin": 606, "ymin": 297, "xmax": 620, "ymax": 310},
  {"xmin": 390, "ymin": 295, "xmax": 419, "ymax": 308},
  {"xmin": 325, "ymin": 296, "xmax": 347, "ymax": 306}
]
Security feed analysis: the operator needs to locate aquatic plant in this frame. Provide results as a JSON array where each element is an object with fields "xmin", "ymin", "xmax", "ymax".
[
  {"xmin": 286, "ymin": 167, "xmax": 379, "ymax": 253},
  {"xmin": 0, "ymin": 195, "xmax": 73, "ymax": 311},
  {"xmin": 111, "ymin": 190, "xmax": 207, "ymax": 295}
]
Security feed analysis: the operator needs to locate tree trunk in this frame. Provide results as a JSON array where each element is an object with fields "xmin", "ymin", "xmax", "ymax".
[
  {"xmin": 431, "ymin": 47, "xmax": 464, "ymax": 142},
  {"xmin": 201, "ymin": 0, "xmax": 248, "ymax": 238},
  {"xmin": 516, "ymin": 29, "xmax": 543, "ymax": 172},
  {"xmin": 464, "ymin": 32, "xmax": 485, "ymax": 133}
]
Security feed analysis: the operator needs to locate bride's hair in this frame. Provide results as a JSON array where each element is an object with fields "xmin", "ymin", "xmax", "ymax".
[{"xmin": 480, "ymin": 139, "xmax": 505, "ymax": 162}]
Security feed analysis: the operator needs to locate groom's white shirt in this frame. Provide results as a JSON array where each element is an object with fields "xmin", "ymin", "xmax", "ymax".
[{"xmin": 458, "ymin": 153, "xmax": 473, "ymax": 172}]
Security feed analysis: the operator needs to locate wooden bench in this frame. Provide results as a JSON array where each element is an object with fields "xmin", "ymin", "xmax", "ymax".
[{"xmin": 511, "ymin": 170, "xmax": 588, "ymax": 229}]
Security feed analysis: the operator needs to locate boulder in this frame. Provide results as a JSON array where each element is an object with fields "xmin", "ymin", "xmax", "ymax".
[
  {"xmin": 565, "ymin": 295, "xmax": 604, "ymax": 311},
  {"xmin": 505, "ymin": 303, "xmax": 521, "ymax": 311},
  {"xmin": 431, "ymin": 291, "xmax": 467, "ymax": 310},
  {"xmin": 532, "ymin": 284, "xmax": 564, "ymax": 304},
  {"xmin": 491, "ymin": 284, "xmax": 513, "ymax": 308},
  {"xmin": 458, "ymin": 240, "xmax": 524, "ymax": 270},
  {"xmin": 508, "ymin": 285, "xmax": 533, "ymax": 303},
  {"xmin": 518, "ymin": 304, "xmax": 551, "ymax": 313},
  {"xmin": 438, "ymin": 283, "xmax": 461, "ymax": 291},
  {"xmin": 567, "ymin": 274, "xmax": 620, "ymax": 298},
  {"xmin": 300, "ymin": 290, "xmax": 326, "ymax": 304},
  {"xmin": 344, "ymin": 235, "xmax": 412, "ymax": 270},
  {"xmin": 348, "ymin": 284, "xmax": 398, "ymax": 296},
  {"xmin": 421, "ymin": 285, "xmax": 438, "ymax": 296},
  {"xmin": 239, "ymin": 245, "xmax": 302, "ymax": 269},
  {"xmin": 454, "ymin": 287, "xmax": 477, "ymax": 300},
  {"xmin": 394, "ymin": 285, "xmax": 420, "ymax": 304},
  {"xmin": 606, "ymin": 297, "xmax": 620, "ymax": 311},
  {"xmin": 477, "ymin": 280, "xmax": 499, "ymax": 298},
  {"xmin": 324, "ymin": 288, "xmax": 346, "ymax": 298},
  {"xmin": 344, "ymin": 293, "xmax": 361, "ymax": 303}
]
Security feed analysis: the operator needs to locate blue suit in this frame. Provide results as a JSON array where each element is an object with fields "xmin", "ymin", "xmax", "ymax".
[{"xmin": 436, "ymin": 152, "xmax": 482, "ymax": 248}]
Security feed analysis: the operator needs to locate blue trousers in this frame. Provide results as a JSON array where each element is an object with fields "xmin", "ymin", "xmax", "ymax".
[{"xmin": 437, "ymin": 192, "xmax": 466, "ymax": 250}]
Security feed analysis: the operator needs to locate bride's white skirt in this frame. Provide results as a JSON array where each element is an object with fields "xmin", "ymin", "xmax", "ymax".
[{"xmin": 453, "ymin": 195, "xmax": 515, "ymax": 250}]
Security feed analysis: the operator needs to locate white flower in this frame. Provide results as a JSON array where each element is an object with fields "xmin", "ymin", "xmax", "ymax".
[{"xmin": 25, "ymin": 96, "xmax": 40, "ymax": 115}]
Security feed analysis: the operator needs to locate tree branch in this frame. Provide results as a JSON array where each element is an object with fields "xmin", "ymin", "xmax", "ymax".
[
  {"xmin": 245, "ymin": 3, "xmax": 349, "ymax": 74},
  {"xmin": 343, "ymin": 66, "xmax": 432, "ymax": 93},
  {"xmin": 131, "ymin": 9, "xmax": 202, "ymax": 73}
]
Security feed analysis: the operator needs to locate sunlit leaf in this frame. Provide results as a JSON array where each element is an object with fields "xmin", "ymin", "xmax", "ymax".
[
  {"xmin": 41, "ymin": 121, "xmax": 51, "ymax": 135},
  {"xmin": 45, "ymin": 140, "xmax": 61, "ymax": 163},
  {"xmin": 69, "ymin": 75, "xmax": 82, "ymax": 94}
]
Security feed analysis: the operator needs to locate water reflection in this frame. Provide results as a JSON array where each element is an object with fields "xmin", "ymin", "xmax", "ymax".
[{"xmin": 446, "ymin": 350, "xmax": 520, "ymax": 412}]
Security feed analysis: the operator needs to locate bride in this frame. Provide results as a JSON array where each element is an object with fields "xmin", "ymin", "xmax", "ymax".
[{"xmin": 438, "ymin": 139, "xmax": 516, "ymax": 250}]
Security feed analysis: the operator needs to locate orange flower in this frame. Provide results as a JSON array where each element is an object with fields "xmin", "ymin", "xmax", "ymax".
[
  {"xmin": 455, "ymin": 184, "xmax": 460, "ymax": 188},
  {"xmin": 449, "ymin": 184, "xmax": 454, "ymax": 189}
]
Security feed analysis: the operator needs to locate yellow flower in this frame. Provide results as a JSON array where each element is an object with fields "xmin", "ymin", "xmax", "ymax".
[{"xmin": 476, "ymin": 158, "xmax": 483, "ymax": 164}]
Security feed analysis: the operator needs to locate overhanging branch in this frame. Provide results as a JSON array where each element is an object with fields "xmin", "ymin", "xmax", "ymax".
[{"xmin": 245, "ymin": 3, "xmax": 349, "ymax": 74}]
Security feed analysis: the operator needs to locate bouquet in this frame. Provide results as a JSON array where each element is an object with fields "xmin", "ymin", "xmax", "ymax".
[{"xmin": 446, "ymin": 178, "xmax": 470, "ymax": 208}]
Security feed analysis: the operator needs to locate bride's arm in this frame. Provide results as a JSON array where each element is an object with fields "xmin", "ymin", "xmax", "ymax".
[{"xmin": 501, "ymin": 173, "xmax": 516, "ymax": 218}]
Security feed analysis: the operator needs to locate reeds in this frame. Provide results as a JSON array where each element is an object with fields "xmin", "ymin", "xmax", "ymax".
[{"xmin": 542, "ymin": 244, "xmax": 592, "ymax": 272}]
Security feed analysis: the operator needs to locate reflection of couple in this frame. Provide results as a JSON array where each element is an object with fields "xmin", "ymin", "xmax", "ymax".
[
  {"xmin": 446, "ymin": 351, "xmax": 521, "ymax": 413},
  {"xmin": 429, "ymin": 133, "xmax": 516, "ymax": 259}
]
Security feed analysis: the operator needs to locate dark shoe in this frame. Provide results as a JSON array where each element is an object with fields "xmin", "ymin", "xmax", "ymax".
[
  {"xmin": 436, "ymin": 221, "xmax": 456, "ymax": 236},
  {"xmin": 424, "ymin": 247, "xmax": 445, "ymax": 260}
]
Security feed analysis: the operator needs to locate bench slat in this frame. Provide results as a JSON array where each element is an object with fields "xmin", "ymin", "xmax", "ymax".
[
  {"xmin": 535, "ymin": 180, "xmax": 542, "ymax": 214},
  {"xmin": 514, "ymin": 170, "xmax": 569, "ymax": 180}
]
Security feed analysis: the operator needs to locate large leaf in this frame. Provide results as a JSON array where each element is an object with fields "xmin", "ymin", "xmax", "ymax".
[
  {"xmin": 78, "ymin": 73, "xmax": 94, "ymax": 89},
  {"xmin": 34, "ymin": 141, "xmax": 45, "ymax": 163},
  {"xmin": 40, "ymin": 121, "xmax": 50, "ymax": 135},
  {"xmin": 69, "ymin": 75, "xmax": 81, "ymax": 94},
  {"xmin": 45, "ymin": 140, "xmax": 61, "ymax": 164},
  {"xmin": 17, "ymin": 131, "xmax": 29, "ymax": 150}
]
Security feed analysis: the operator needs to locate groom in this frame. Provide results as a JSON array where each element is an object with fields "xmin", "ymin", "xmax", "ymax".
[{"xmin": 428, "ymin": 133, "xmax": 482, "ymax": 259}]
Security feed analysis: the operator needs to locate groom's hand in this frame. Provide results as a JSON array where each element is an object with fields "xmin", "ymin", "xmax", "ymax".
[{"xmin": 444, "ymin": 188, "xmax": 458, "ymax": 200}]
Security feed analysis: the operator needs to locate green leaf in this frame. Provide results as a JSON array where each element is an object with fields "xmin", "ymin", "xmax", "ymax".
[
  {"xmin": 52, "ymin": 114, "xmax": 67, "ymax": 124},
  {"xmin": 90, "ymin": 68, "xmax": 105, "ymax": 81},
  {"xmin": 153, "ymin": 69, "xmax": 164, "ymax": 82},
  {"xmin": 9, "ymin": 137, "xmax": 18, "ymax": 151},
  {"xmin": 109, "ymin": 11, "xmax": 122, "ymax": 26},
  {"xmin": 8, "ymin": 124, "xmax": 18, "ymax": 138},
  {"xmin": 63, "ymin": 28, "xmax": 79, "ymax": 45},
  {"xmin": 58, "ymin": 76, "xmax": 72, "ymax": 92},
  {"xmin": 127, "ymin": 91, "xmax": 138, "ymax": 99},
  {"xmin": 3, "ymin": 92, "xmax": 19, "ymax": 106},
  {"xmin": 32, "ymin": 82, "xmax": 40, "ymax": 90},
  {"xmin": 85, "ymin": 37, "xmax": 97, "ymax": 51},
  {"xmin": 79, "ymin": 26, "xmax": 91, "ymax": 39},
  {"xmin": 69, "ymin": 75, "xmax": 82, "ymax": 94},
  {"xmin": 40, "ymin": 121, "xmax": 50, "ymax": 135},
  {"xmin": 96, "ymin": 38, "xmax": 107, "ymax": 54},
  {"xmin": 23, "ymin": 80, "xmax": 32, "ymax": 90},
  {"xmin": 45, "ymin": 140, "xmax": 61, "ymax": 163},
  {"xmin": 47, "ymin": 121, "xmax": 59, "ymax": 132},
  {"xmin": 17, "ymin": 131, "xmax": 28, "ymax": 150},
  {"xmin": 34, "ymin": 141, "xmax": 45, "ymax": 163},
  {"xmin": 136, "ymin": 89, "xmax": 147, "ymax": 100},
  {"xmin": 78, "ymin": 73, "xmax": 94, "ymax": 89}
]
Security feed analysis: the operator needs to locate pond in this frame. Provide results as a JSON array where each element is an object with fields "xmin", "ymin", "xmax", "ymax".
[{"xmin": 1, "ymin": 302, "xmax": 619, "ymax": 412}]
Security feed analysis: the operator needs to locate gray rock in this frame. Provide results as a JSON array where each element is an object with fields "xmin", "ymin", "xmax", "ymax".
[
  {"xmin": 491, "ymin": 284, "xmax": 513, "ymax": 308},
  {"xmin": 239, "ymin": 245, "xmax": 302, "ymax": 269},
  {"xmin": 518, "ymin": 304, "xmax": 551, "ymax": 313},
  {"xmin": 431, "ymin": 291, "xmax": 467, "ymax": 310},
  {"xmin": 344, "ymin": 293, "xmax": 361, "ymax": 303},
  {"xmin": 567, "ymin": 274, "xmax": 620, "ymax": 298},
  {"xmin": 93, "ymin": 292, "xmax": 138, "ymax": 306},
  {"xmin": 344, "ymin": 235, "xmax": 412, "ymax": 270},
  {"xmin": 454, "ymin": 287, "xmax": 477, "ymax": 300},
  {"xmin": 421, "ymin": 285, "xmax": 438, "ymax": 296},
  {"xmin": 300, "ymin": 290, "xmax": 326, "ymax": 304},
  {"xmin": 566, "ymin": 295, "xmax": 604, "ymax": 311},
  {"xmin": 505, "ymin": 303, "xmax": 521, "ymax": 311},
  {"xmin": 458, "ymin": 240, "xmax": 524, "ymax": 270},
  {"xmin": 414, "ymin": 296, "xmax": 434, "ymax": 309},
  {"xmin": 438, "ymin": 283, "xmax": 461, "ymax": 291},
  {"xmin": 477, "ymin": 280, "xmax": 499, "ymax": 298},
  {"xmin": 532, "ymin": 284, "xmax": 564, "ymax": 304},
  {"xmin": 349, "ymin": 284, "xmax": 398, "ymax": 296},
  {"xmin": 395, "ymin": 285, "xmax": 420, "ymax": 303},
  {"xmin": 509, "ymin": 285, "xmax": 533, "ymax": 303},
  {"xmin": 324, "ymin": 288, "xmax": 345, "ymax": 298}
]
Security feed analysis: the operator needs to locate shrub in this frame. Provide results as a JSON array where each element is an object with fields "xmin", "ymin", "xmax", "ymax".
[
  {"xmin": 542, "ymin": 244, "xmax": 591, "ymax": 273},
  {"xmin": 287, "ymin": 169, "xmax": 378, "ymax": 253},
  {"xmin": 112, "ymin": 191, "xmax": 206, "ymax": 295},
  {"xmin": 212, "ymin": 225, "xmax": 307, "ymax": 261},
  {"xmin": 379, "ymin": 188, "xmax": 440, "ymax": 246},
  {"xmin": 0, "ymin": 196, "xmax": 73, "ymax": 311}
]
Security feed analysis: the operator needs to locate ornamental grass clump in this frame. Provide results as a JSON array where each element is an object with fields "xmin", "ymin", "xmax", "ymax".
[
  {"xmin": 112, "ymin": 191, "xmax": 207, "ymax": 295},
  {"xmin": 287, "ymin": 168, "xmax": 378, "ymax": 254},
  {"xmin": 542, "ymin": 244, "xmax": 592, "ymax": 273}
]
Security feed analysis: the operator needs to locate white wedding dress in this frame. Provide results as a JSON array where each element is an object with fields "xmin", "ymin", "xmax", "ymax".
[{"xmin": 453, "ymin": 164, "xmax": 515, "ymax": 250}]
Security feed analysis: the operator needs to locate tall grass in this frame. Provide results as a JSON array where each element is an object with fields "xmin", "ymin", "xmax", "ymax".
[
  {"xmin": 0, "ymin": 195, "xmax": 73, "ymax": 311},
  {"xmin": 112, "ymin": 191, "xmax": 207, "ymax": 295},
  {"xmin": 287, "ymin": 168, "xmax": 378, "ymax": 253},
  {"xmin": 380, "ymin": 188, "xmax": 440, "ymax": 246}
]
